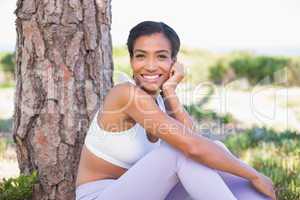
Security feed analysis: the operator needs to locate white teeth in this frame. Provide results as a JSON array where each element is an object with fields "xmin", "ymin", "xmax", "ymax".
[{"xmin": 143, "ymin": 75, "xmax": 160, "ymax": 79}]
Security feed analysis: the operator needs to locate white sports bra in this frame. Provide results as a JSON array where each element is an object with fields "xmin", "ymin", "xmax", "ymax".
[{"xmin": 84, "ymin": 81, "xmax": 166, "ymax": 169}]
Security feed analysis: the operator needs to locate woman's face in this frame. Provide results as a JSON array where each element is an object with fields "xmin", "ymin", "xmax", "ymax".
[{"xmin": 130, "ymin": 33, "xmax": 175, "ymax": 95}]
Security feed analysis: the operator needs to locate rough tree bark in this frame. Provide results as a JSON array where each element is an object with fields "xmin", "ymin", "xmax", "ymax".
[{"xmin": 13, "ymin": 0, "xmax": 113, "ymax": 199}]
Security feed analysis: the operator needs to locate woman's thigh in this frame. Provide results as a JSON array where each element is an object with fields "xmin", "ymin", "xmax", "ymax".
[
  {"xmin": 76, "ymin": 179, "xmax": 115, "ymax": 200},
  {"xmin": 91, "ymin": 142, "xmax": 183, "ymax": 200}
]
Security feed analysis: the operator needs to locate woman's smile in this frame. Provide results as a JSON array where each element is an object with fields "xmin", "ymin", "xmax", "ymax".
[{"xmin": 140, "ymin": 74, "xmax": 163, "ymax": 83}]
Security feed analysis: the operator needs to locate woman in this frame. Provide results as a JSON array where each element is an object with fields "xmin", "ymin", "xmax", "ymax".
[{"xmin": 76, "ymin": 21, "xmax": 276, "ymax": 200}]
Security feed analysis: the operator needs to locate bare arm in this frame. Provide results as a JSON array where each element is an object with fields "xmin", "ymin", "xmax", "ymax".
[
  {"xmin": 161, "ymin": 88, "xmax": 257, "ymax": 174},
  {"xmin": 160, "ymin": 88, "xmax": 196, "ymax": 132},
  {"xmin": 160, "ymin": 88, "xmax": 258, "ymax": 175},
  {"xmin": 114, "ymin": 82, "xmax": 275, "ymax": 199},
  {"xmin": 118, "ymin": 83, "xmax": 258, "ymax": 179}
]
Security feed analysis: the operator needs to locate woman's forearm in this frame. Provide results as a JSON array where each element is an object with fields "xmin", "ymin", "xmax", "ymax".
[
  {"xmin": 189, "ymin": 135, "xmax": 260, "ymax": 181},
  {"xmin": 161, "ymin": 88, "xmax": 196, "ymax": 131},
  {"xmin": 161, "ymin": 88, "xmax": 259, "ymax": 181}
]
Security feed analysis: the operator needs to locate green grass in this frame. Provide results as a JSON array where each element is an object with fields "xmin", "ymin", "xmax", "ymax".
[
  {"xmin": 224, "ymin": 127, "xmax": 300, "ymax": 200},
  {"xmin": 183, "ymin": 85, "xmax": 235, "ymax": 124},
  {"xmin": 185, "ymin": 104, "xmax": 234, "ymax": 124},
  {"xmin": 0, "ymin": 52, "xmax": 11, "ymax": 60},
  {"xmin": 0, "ymin": 82, "xmax": 15, "ymax": 89}
]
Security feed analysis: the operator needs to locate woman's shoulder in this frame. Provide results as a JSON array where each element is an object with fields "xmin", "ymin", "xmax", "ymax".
[
  {"xmin": 105, "ymin": 81, "xmax": 139, "ymax": 106},
  {"xmin": 111, "ymin": 74, "xmax": 150, "ymax": 97},
  {"xmin": 99, "ymin": 82, "xmax": 137, "ymax": 126},
  {"xmin": 109, "ymin": 81, "xmax": 136, "ymax": 95},
  {"xmin": 108, "ymin": 81, "xmax": 150, "ymax": 101}
]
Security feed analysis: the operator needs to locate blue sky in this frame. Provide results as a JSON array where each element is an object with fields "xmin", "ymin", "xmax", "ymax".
[{"xmin": 1, "ymin": 0, "xmax": 300, "ymax": 55}]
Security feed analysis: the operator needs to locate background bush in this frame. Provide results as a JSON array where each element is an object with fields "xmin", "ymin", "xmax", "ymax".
[
  {"xmin": 230, "ymin": 55, "xmax": 289, "ymax": 85},
  {"xmin": 0, "ymin": 171, "xmax": 38, "ymax": 200},
  {"xmin": 208, "ymin": 59, "xmax": 230, "ymax": 84},
  {"xmin": 208, "ymin": 53, "xmax": 300, "ymax": 86},
  {"xmin": 0, "ymin": 52, "xmax": 15, "ymax": 77}
]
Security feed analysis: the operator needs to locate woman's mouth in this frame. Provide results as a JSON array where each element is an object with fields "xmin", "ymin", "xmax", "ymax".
[{"xmin": 141, "ymin": 74, "xmax": 162, "ymax": 82}]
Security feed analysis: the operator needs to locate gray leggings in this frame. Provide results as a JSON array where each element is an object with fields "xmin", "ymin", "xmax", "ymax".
[{"xmin": 76, "ymin": 141, "xmax": 270, "ymax": 200}]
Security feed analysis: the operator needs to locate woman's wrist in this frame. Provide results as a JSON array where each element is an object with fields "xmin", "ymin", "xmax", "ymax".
[
  {"xmin": 161, "ymin": 86, "xmax": 181, "ymax": 116},
  {"xmin": 239, "ymin": 159, "xmax": 260, "ymax": 181}
]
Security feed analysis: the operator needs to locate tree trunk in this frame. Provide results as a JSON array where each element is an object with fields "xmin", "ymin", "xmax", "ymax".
[{"xmin": 13, "ymin": 0, "xmax": 113, "ymax": 199}]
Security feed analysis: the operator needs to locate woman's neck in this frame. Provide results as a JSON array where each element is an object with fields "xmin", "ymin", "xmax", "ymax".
[{"xmin": 143, "ymin": 89, "xmax": 160, "ymax": 100}]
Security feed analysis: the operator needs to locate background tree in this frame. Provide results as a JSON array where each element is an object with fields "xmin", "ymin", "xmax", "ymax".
[{"xmin": 13, "ymin": 0, "xmax": 113, "ymax": 199}]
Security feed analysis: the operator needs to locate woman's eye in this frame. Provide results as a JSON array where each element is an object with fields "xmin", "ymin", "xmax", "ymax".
[
  {"xmin": 135, "ymin": 54, "xmax": 145, "ymax": 58},
  {"xmin": 158, "ymin": 55, "xmax": 168, "ymax": 59}
]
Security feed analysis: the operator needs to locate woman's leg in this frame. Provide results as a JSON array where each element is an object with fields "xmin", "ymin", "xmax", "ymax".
[
  {"xmin": 76, "ymin": 179, "xmax": 115, "ymax": 200},
  {"xmin": 82, "ymin": 140, "xmax": 236, "ymax": 200},
  {"xmin": 218, "ymin": 171, "xmax": 271, "ymax": 200},
  {"xmin": 165, "ymin": 173, "xmax": 271, "ymax": 200},
  {"xmin": 213, "ymin": 140, "xmax": 272, "ymax": 200},
  {"xmin": 164, "ymin": 140, "xmax": 271, "ymax": 200},
  {"xmin": 75, "ymin": 139, "xmax": 271, "ymax": 200},
  {"xmin": 165, "ymin": 181, "xmax": 191, "ymax": 200}
]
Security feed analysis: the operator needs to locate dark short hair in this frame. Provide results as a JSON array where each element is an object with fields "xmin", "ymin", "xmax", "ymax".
[{"xmin": 127, "ymin": 21, "xmax": 180, "ymax": 59}]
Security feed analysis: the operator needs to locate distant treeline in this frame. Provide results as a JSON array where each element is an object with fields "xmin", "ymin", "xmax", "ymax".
[
  {"xmin": 209, "ymin": 52, "xmax": 300, "ymax": 86},
  {"xmin": 1, "ymin": 48, "xmax": 300, "ymax": 87}
]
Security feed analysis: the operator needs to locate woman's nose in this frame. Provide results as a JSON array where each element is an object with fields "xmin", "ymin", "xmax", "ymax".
[{"xmin": 145, "ymin": 58, "xmax": 158, "ymax": 71}]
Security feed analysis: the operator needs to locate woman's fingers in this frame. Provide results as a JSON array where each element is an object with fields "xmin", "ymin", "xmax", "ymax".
[{"xmin": 251, "ymin": 173, "xmax": 276, "ymax": 200}]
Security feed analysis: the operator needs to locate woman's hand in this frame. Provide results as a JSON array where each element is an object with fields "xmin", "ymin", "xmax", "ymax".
[
  {"xmin": 250, "ymin": 173, "xmax": 276, "ymax": 200},
  {"xmin": 161, "ymin": 62, "xmax": 185, "ymax": 91}
]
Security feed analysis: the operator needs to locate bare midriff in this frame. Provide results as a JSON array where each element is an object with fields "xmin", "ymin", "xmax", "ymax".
[{"xmin": 75, "ymin": 145, "xmax": 128, "ymax": 187}]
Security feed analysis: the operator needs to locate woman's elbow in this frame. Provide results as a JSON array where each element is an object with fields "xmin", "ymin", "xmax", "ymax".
[{"xmin": 184, "ymin": 136, "xmax": 221, "ymax": 162}]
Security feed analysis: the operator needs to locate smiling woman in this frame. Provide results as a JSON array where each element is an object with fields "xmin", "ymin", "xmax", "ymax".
[
  {"xmin": 130, "ymin": 33, "xmax": 174, "ymax": 96},
  {"xmin": 127, "ymin": 22, "xmax": 180, "ymax": 96},
  {"xmin": 75, "ymin": 21, "xmax": 275, "ymax": 200}
]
